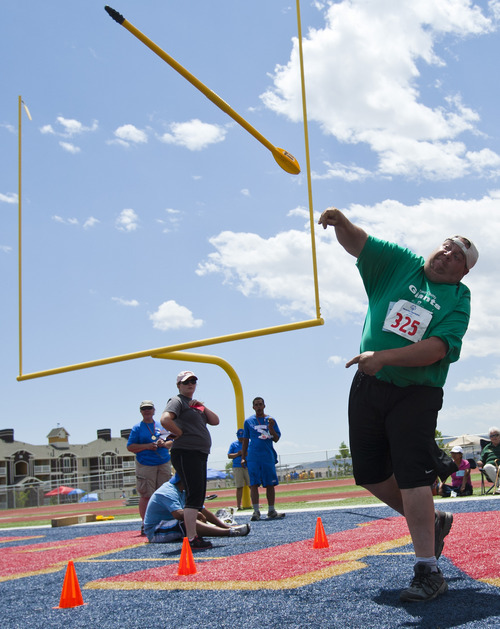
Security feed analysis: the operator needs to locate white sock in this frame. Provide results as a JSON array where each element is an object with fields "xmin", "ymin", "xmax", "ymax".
[{"xmin": 415, "ymin": 556, "xmax": 438, "ymax": 572}]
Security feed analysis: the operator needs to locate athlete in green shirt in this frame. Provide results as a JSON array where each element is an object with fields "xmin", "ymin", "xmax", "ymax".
[{"xmin": 319, "ymin": 206, "xmax": 478, "ymax": 603}]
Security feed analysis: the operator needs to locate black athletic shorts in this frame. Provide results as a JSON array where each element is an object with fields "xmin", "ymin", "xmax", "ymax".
[
  {"xmin": 170, "ymin": 448, "xmax": 208, "ymax": 510},
  {"xmin": 348, "ymin": 372, "xmax": 443, "ymax": 489}
]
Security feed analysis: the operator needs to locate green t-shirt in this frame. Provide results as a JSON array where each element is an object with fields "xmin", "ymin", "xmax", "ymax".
[
  {"xmin": 356, "ymin": 236, "xmax": 471, "ymax": 387},
  {"xmin": 479, "ymin": 442, "xmax": 500, "ymax": 466}
]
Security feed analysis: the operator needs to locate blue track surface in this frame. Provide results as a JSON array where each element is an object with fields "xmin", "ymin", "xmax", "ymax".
[{"xmin": 2, "ymin": 498, "xmax": 499, "ymax": 629}]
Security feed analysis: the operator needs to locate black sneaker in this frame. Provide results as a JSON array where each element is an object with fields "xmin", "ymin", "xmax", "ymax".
[
  {"xmin": 250, "ymin": 511, "xmax": 261, "ymax": 521},
  {"xmin": 400, "ymin": 564, "xmax": 448, "ymax": 602},
  {"xmin": 189, "ymin": 536, "xmax": 213, "ymax": 550},
  {"xmin": 140, "ymin": 524, "xmax": 146, "ymax": 537},
  {"xmin": 229, "ymin": 523, "xmax": 251, "ymax": 537},
  {"xmin": 435, "ymin": 511, "xmax": 453, "ymax": 559},
  {"xmin": 267, "ymin": 510, "xmax": 285, "ymax": 519}
]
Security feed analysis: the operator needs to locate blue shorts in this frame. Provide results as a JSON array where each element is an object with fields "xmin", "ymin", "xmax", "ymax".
[
  {"xmin": 148, "ymin": 519, "xmax": 186, "ymax": 543},
  {"xmin": 247, "ymin": 457, "xmax": 279, "ymax": 488}
]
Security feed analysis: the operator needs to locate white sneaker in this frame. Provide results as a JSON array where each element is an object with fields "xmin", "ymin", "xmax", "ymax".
[{"xmin": 229, "ymin": 523, "xmax": 251, "ymax": 537}]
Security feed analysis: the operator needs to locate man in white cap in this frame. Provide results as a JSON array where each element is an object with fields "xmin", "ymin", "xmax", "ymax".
[
  {"xmin": 127, "ymin": 400, "xmax": 172, "ymax": 535},
  {"xmin": 319, "ymin": 206, "xmax": 478, "ymax": 603}
]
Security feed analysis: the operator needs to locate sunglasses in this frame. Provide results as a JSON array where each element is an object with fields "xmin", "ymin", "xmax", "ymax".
[
  {"xmin": 141, "ymin": 407, "xmax": 154, "ymax": 411},
  {"xmin": 490, "ymin": 433, "xmax": 500, "ymax": 438},
  {"xmin": 181, "ymin": 379, "xmax": 198, "ymax": 385}
]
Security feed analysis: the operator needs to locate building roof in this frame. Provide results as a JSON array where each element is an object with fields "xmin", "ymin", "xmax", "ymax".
[{"xmin": 0, "ymin": 427, "xmax": 133, "ymax": 459}]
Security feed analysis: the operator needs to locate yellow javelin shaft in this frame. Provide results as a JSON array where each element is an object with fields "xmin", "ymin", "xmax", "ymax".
[{"xmin": 105, "ymin": 6, "xmax": 282, "ymax": 158}]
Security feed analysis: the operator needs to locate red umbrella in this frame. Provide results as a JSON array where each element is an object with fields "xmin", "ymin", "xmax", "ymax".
[{"xmin": 44, "ymin": 486, "xmax": 75, "ymax": 496}]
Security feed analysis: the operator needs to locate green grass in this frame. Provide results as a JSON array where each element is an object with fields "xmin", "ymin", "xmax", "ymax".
[
  {"xmin": 271, "ymin": 485, "xmax": 367, "ymax": 498},
  {"xmin": 275, "ymin": 496, "xmax": 384, "ymax": 510},
  {"xmin": 222, "ymin": 495, "xmax": 384, "ymax": 513}
]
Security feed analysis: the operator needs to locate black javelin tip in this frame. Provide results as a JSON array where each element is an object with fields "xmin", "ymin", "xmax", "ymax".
[{"xmin": 104, "ymin": 6, "xmax": 125, "ymax": 25}]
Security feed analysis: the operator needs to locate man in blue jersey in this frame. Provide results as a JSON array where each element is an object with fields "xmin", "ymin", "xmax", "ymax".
[
  {"xmin": 228, "ymin": 429, "xmax": 250, "ymax": 510},
  {"xmin": 319, "ymin": 206, "xmax": 478, "ymax": 603},
  {"xmin": 241, "ymin": 397, "xmax": 285, "ymax": 521}
]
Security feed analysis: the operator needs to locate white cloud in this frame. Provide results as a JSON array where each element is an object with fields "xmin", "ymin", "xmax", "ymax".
[
  {"xmin": 112, "ymin": 297, "xmax": 139, "ymax": 307},
  {"xmin": 455, "ymin": 375, "xmax": 500, "ymax": 392},
  {"xmin": 261, "ymin": 0, "xmax": 497, "ymax": 181},
  {"xmin": 327, "ymin": 355, "xmax": 344, "ymax": 365},
  {"xmin": 83, "ymin": 217, "xmax": 99, "ymax": 229},
  {"xmin": 52, "ymin": 215, "xmax": 98, "ymax": 228},
  {"xmin": 313, "ymin": 162, "xmax": 372, "ymax": 182},
  {"xmin": 59, "ymin": 141, "xmax": 81, "ymax": 154},
  {"xmin": 41, "ymin": 116, "xmax": 98, "ymax": 137},
  {"xmin": 0, "ymin": 123, "xmax": 15, "ymax": 134},
  {"xmin": 489, "ymin": 0, "xmax": 500, "ymax": 21},
  {"xmin": 115, "ymin": 209, "xmax": 139, "ymax": 232},
  {"xmin": 52, "ymin": 215, "xmax": 79, "ymax": 225},
  {"xmin": 159, "ymin": 119, "xmax": 226, "ymax": 151},
  {"xmin": 149, "ymin": 300, "xmax": 203, "ymax": 331},
  {"xmin": 0, "ymin": 192, "xmax": 17, "ymax": 204},
  {"xmin": 112, "ymin": 124, "xmax": 148, "ymax": 147},
  {"xmin": 0, "ymin": 245, "xmax": 12, "ymax": 253},
  {"xmin": 197, "ymin": 191, "xmax": 500, "ymax": 358},
  {"xmin": 156, "ymin": 208, "xmax": 182, "ymax": 233},
  {"xmin": 438, "ymin": 399, "xmax": 500, "ymax": 436},
  {"xmin": 197, "ymin": 228, "xmax": 330, "ymax": 319}
]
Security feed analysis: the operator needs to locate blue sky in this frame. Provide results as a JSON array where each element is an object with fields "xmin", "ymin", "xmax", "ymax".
[{"xmin": 2, "ymin": 0, "xmax": 500, "ymax": 467}]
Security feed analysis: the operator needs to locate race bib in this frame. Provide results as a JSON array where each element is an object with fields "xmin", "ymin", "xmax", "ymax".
[{"xmin": 383, "ymin": 300, "xmax": 433, "ymax": 343}]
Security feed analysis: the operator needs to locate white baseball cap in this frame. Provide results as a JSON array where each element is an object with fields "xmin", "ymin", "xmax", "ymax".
[
  {"xmin": 176, "ymin": 370, "xmax": 197, "ymax": 384},
  {"xmin": 446, "ymin": 236, "xmax": 479, "ymax": 270}
]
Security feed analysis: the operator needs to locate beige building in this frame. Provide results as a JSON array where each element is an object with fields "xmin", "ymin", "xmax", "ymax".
[{"xmin": 0, "ymin": 426, "xmax": 136, "ymax": 509}]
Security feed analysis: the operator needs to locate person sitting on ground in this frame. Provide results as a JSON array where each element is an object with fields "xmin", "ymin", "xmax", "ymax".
[
  {"xmin": 143, "ymin": 473, "xmax": 250, "ymax": 546},
  {"xmin": 477, "ymin": 427, "xmax": 500, "ymax": 491},
  {"xmin": 438, "ymin": 446, "xmax": 472, "ymax": 497},
  {"xmin": 227, "ymin": 429, "xmax": 250, "ymax": 510}
]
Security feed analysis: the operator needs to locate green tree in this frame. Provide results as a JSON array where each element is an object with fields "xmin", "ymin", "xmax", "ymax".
[
  {"xmin": 435, "ymin": 429, "xmax": 449, "ymax": 452},
  {"xmin": 16, "ymin": 489, "xmax": 30, "ymax": 508},
  {"xmin": 339, "ymin": 441, "xmax": 350, "ymax": 458}
]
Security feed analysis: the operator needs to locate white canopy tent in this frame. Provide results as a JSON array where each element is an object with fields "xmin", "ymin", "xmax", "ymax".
[{"xmin": 447, "ymin": 434, "xmax": 483, "ymax": 449}]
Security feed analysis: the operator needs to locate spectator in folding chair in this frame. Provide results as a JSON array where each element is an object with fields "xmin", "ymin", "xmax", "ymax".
[
  {"xmin": 437, "ymin": 446, "xmax": 472, "ymax": 497},
  {"xmin": 477, "ymin": 427, "xmax": 500, "ymax": 494}
]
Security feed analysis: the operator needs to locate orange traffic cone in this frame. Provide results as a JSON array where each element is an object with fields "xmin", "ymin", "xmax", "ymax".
[
  {"xmin": 178, "ymin": 537, "xmax": 197, "ymax": 575},
  {"xmin": 313, "ymin": 516, "xmax": 329, "ymax": 549},
  {"xmin": 54, "ymin": 560, "xmax": 85, "ymax": 608}
]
